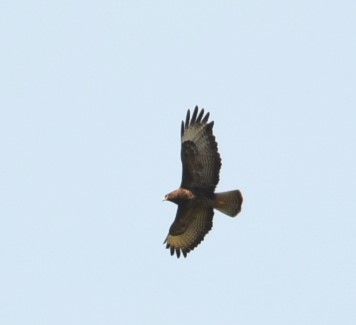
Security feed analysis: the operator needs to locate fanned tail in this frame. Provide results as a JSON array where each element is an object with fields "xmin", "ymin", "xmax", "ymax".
[{"xmin": 213, "ymin": 190, "xmax": 243, "ymax": 217}]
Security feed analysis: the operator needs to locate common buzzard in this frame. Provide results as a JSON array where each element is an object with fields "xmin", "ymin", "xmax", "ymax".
[{"xmin": 163, "ymin": 106, "xmax": 243, "ymax": 258}]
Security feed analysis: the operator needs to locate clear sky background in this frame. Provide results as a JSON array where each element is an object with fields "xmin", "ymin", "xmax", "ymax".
[{"xmin": 1, "ymin": 1, "xmax": 355, "ymax": 324}]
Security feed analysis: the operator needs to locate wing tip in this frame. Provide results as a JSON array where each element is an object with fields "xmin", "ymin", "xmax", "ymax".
[
  {"xmin": 185, "ymin": 109, "xmax": 191, "ymax": 129},
  {"xmin": 183, "ymin": 106, "xmax": 210, "ymax": 131},
  {"xmin": 164, "ymin": 239, "xmax": 208, "ymax": 259},
  {"xmin": 164, "ymin": 240, "xmax": 190, "ymax": 258},
  {"xmin": 191, "ymin": 106, "xmax": 199, "ymax": 124}
]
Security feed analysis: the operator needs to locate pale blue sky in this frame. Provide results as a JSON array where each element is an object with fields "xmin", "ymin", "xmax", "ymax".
[{"xmin": 1, "ymin": 1, "xmax": 355, "ymax": 324}]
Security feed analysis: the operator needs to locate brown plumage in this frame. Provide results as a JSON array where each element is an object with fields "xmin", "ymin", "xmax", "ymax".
[{"xmin": 163, "ymin": 106, "xmax": 243, "ymax": 258}]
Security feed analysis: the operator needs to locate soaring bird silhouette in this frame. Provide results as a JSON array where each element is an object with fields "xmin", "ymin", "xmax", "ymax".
[{"xmin": 164, "ymin": 106, "xmax": 243, "ymax": 258}]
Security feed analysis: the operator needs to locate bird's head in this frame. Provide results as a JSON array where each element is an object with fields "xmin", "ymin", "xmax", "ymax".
[
  {"xmin": 163, "ymin": 192, "xmax": 172, "ymax": 202},
  {"xmin": 163, "ymin": 188, "xmax": 193, "ymax": 204},
  {"xmin": 163, "ymin": 190, "xmax": 181, "ymax": 204}
]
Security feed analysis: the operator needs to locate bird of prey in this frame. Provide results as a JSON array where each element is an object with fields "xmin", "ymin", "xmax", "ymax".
[{"xmin": 163, "ymin": 106, "xmax": 243, "ymax": 258}]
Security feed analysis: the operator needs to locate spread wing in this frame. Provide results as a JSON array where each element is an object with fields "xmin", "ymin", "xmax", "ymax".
[
  {"xmin": 180, "ymin": 106, "xmax": 221, "ymax": 192},
  {"xmin": 164, "ymin": 203, "xmax": 214, "ymax": 258}
]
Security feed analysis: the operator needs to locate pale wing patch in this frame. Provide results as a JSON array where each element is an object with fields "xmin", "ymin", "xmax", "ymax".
[{"xmin": 182, "ymin": 124, "xmax": 206, "ymax": 143}]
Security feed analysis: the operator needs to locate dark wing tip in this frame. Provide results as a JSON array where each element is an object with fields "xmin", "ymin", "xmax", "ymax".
[
  {"xmin": 196, "ymin": 108, "xmax": 205, "ymax": 123},
  {"xmin": 164, "ymin": 240, "xmax": 190, "ymax": 258},
  {"xmin": 185, "ymin": 109, "xmax": 191, "ymax": 130},
  {"xmin": 207, "ymin": 120, "xmax": 214, "ymax": 130},
  {"xmin": 202, "ymin": 112, "xmax": 210, "ymax": 123},
  {"xmin": 191, "ymin": 106, "xmax": 199, "ymax": 125},
  {"xmin": 181, "ymin": 106, "xmax": 211, "ymax": 138},
  {"xmin": 175, "ymin": 248, "xmax": 188, "ymax": 258},
  {"xmin": 184, "ymin": 106, "xmax": 210, "ymax": 127}
]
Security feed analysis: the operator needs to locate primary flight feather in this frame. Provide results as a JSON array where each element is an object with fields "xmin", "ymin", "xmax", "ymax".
[{"xmin": 163, "ymin": 106, "xmax": 243, "ymax": 258}]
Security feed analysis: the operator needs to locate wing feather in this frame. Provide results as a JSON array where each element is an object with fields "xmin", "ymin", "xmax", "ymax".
[
  {"xmin": 202, "ymin": 112, "xmax": 210, "ymax": 123},
  {"xmin": 164, "ymin": 204, "xmax": 214, "ymax": 258},
  {"xmin": 180, "ymin": 106, "xmax": 221, "ymax": 191},
  {"xmin": 190, "ymin": 105, "xmax": 198, "ymax": 124},
  {"xmin": 185, "ymin": 109, "xmax": 191, "ymax": 130},
  {"xmin": 196, "ymin": 108, "xmax": 204, "ymax": 123}
]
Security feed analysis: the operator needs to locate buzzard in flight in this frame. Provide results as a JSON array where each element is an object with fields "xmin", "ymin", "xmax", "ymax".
[{"xmin": 163, "ymin": 106, "xmax": 243, "ymax": 258}]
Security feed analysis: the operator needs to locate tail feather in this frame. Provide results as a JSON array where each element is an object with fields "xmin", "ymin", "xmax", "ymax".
[{"xmin": 213, "ymin": 190, "xmax": 243, "ymax": 217}]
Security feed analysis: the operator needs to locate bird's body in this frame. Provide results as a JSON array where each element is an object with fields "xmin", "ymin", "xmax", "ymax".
[{"xmin": 164, "ymin": 106, "xmax": 243, "ymax": 258}]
